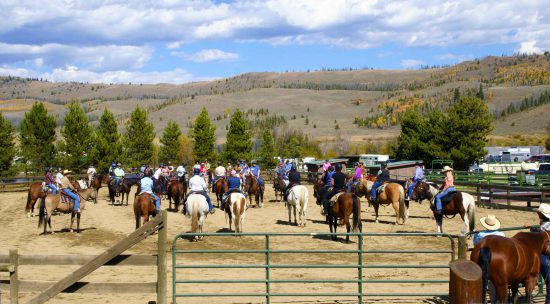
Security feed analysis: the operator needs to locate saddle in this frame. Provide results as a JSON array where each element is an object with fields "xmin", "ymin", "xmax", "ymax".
[
  {"xmin": 60, "ymin": 191, "xmax": 75, "ymax": 206},
  {"xmin": 439, "ymin": 191, "xmax": 458, "ymax": 207},
  {"xmin": 137, "ymin": 193, "xmax": 155, "ymax": 204},
  {"xmin": 376, "ymin": 183, "xmax": 388, "ymax": 195},
  {"xmin": 41, "ymin": 182, "xmax": 49, "ymax": 192},
  {"xmin": 329, "ymin": 191, "xmax": 346, "ymax": 206}
]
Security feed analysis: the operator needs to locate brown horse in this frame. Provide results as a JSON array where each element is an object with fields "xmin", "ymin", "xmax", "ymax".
[
  {"xmin": 25, "ymin": 182, "xmax": 47, "ymax": 218},
  {"xmin": 372, "ymin": 182, "xmax": 407, "ymax": 225},
  {"xmin": 245, "ymin": 172, "xmax": 264, "ymax": 208},
  {"xmin": 327, "ymin": 192, "xmax": 361, "ymax": 243},
  {"xmin": 88, "ymin": 174, "xmax": 103, "ymax": 204},
  {"xmin": 167, "ymin": 177, "xmax": 185, "ymax": 212},
  {"xmin": 273, "ymin": 175, "xmax": 287, "ymax": 202},
  {"xmin": 471, "ymin": 231, "xmax": 550, "ymax": 303},
  {"xmin": 37, "ymin": 188, "xmax": 94, "ymax": 234},
  {"xmin": 133, "ymin": 193, "xmax": 156, "ymax": 229},
  {"xmin": 313, "ymin": 179, "xmax": 326, "ymax": 205},
  {"xmin": 213, "ymin": 178, "xmax": 228, "ymax": 208}
]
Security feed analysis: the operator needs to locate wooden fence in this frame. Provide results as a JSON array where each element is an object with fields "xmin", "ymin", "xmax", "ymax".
[{"xmin": 0, "ymin": 210, "xmax": 167, "ymax": 304}]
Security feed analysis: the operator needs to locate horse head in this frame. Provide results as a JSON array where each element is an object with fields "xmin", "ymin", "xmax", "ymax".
[{"xmin": 411, "ymin": 181, "xmax": 429, "ymax": 201}]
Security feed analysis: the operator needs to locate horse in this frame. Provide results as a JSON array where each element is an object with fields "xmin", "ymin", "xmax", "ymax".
[
  {"xmin": 37, "ymin": 188, "xmax": 94, "ymax": 234},
  {"xmin": 25, "ymin": 182, "xmax": 48, "ymax": 218},
  {"xmin": 185, "ymin": 194, "xmax": 210, "ymax": 241},
  {"xmin": 326, "ymin": 192, "xmax": 361, "ymax": 243},
  {"xmin": 133, "ymin": 192, "xmax": 156, "ymax": 229},
  {"xmin": 412, "ymin": 181, "xmax": 476, "ymax": 233},
  {"xmin": 471, "ymin": 231, "xmax": 550, "ymax": 303},
  {"xmin": 313, "ymin": 179, "xmax": 326, "ymax": 206},
  {"xmin": 371, "ymin": 182, "xmax": 407, "ymax": 225},
  {"xmin": 351, "ymin": 179, "xmax": 371, "ymax": 202},
  {"xmin": 224, "ymin": 192, "xmax": 247, "ymax": 233},
  {"xmin": 286, "ymin": 185, "xmax": 308, "ymax": 226},
  {"xmin": 213, "ymin": 177, "xmax": 228, "ymax": 208},
  {"xmin": 273, "ymin": 174, "xmax": 287, "ymax": 202},
  {"xmin": 167, "ymin": 177, "xmax": 185, "ymax": 212},
  {"xmin": 88, "ymin": 174, "xmax": 104, "ymax": 204},
  {"xmin": 245, "ymin": 173, "xmax": 264, "ymax": 208}
]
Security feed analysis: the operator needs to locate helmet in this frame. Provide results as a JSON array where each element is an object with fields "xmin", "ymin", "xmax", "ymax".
[
  {"xmin": 381, "ymin": 163, "xmax": 387, "ymax": 168},
  {"xmin": 45, "ymin": 167, "xmax": 50, "ymax": 172},
  {"xmin": 57, "ymin": 167, "xmax": 62, "ymax": 172},
  {"xmin": 111, "ymin": 162, "xmax": 116, "ymax": 167},
  {"xmin": 251, "ymin": 160, "xmax": 257, "ymax": 164},
  {"xmin": 193, "ymin": 168, "xmax": 200, "ymax": 175},
  {"xmin": 218, "ymin": 161, "xmax": 222, "ymax": 166},
  {"xmin": 291, "ymin": 164, "xmax": 297, "ymax": 171},
  {"xmin": 335, "ymin": 163, "xmax": 342, "ymax": 171}
]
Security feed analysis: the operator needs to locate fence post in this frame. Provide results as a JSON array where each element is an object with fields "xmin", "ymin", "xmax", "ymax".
[
  {"xmin": 358, "ymin": 234, "xmax": 363, "ymax": 303},
  {"xmin": 265, "ymin": 235, "xmax": 270, "ymax": 304},
  {"xmin": 157, "ymin": 211, "xmax": 167, "ymax": 304},
  {"xmin": 449, "ymin": 260, "xmax": 482, "ymax": 304},
  {"xmin": 458, "ymin": 236, "xmax": 468, "ymax": 260},
  {"xmin": 476, "ymin": 185, "xmax": 481, "ymax": 207},
  {"xmin": 9, "ymin": 249, "xmax": 18, "ymax": 304}
]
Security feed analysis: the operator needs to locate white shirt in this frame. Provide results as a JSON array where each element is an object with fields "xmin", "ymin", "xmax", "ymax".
[
  {"xmin": 189, "ymin": 175, "xmax": 207, "ymax": 192},
  {"xmin": 153, "ymin": 168, "xmax": 162, "ymax": 180},
  {"xmin": 214, "ymin": 166, "xmax": 226, "ymax": 177},
  {"xmin": 87, "ymin": 167, "xmax": 96, "ymax": 175},
  {"xmin": 55, "ymin": 172, "xmax": 63, "ymax": 184},
  {"xmin": 176, "ymin": 165, "xmax": 186, "ymax": 177}
]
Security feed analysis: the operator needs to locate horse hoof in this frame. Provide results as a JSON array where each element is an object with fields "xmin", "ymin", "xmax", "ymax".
[
  {"xmin": 70, "ymin": 229, "xmax": 73, "ymax": 233},
  {"xmin": 375, "ymin": 219, "xmax": 379, "ymax": 223}
]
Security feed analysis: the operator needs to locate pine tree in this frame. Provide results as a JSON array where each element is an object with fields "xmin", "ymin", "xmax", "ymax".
[
  {"xmin": 123, "ymin": 106, "xmax": 155, "ymax": 168},
  {"xmin": 159, "ymin": 120, "xmax": 182, "ymax": 163},
  {"xmin": 177, "ymin": 134, "xmax": 194, "ymax": 166},
  {"xmin": 453, "ymin": 88, "xmax": 460, "ymax": 103},
  {"xmin": 476, "ymin": 84, "xmax": 484, "ymax": 100},
  {"xmin": 90, "ymin": 108, "xmax": 122, "ymax": 172},
  {"xmin": 222, "ymin": 109, "xmax": 253, "ymax": 162},
  {"xmin": 257, "ymin": 129, "xmax": 277, "ymax": 169},
  {"xmin": 0, "ymin": 112, "xmax": 16, "ymax": 176},
  {"xmin": 60, "ymin": 100, "xmax": 93, "ymax": 170},
  {"xmin": 19, "ymin": 102, "xmax": 57, "ymax": 172},
  {"xmin": 191, "ymin": 107, "xmax": 217, "ymax": 162}
]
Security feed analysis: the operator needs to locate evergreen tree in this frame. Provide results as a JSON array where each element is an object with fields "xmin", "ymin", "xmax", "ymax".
[
  {"xmin": 19, "ymin": 102, "xmax": 56, "ymax": 172},
  {"xmin": 223, "ymin": 109, "xmax": 253, "ymax": 162},
  {"xmin": 257, "ymin": 129, "xmax": 277, "ymax": 169},
  {"xmin": 476, "ymin": 84, "xmax": 484, "ymax": 100},
  {"xmin": 159, "ymin": 120, "xmax": 182, "ymax": 163},
  {"xmin": 123, "ymin": 106, "xmax": 155, "ymax": 168},
  {"xmin": 453, "ymin": 88, "xmax": 460, "ymax": 103},
  {"xmin": 0, "ymin": 112, "xmax": 16, "ymax": 175},
  {"xmin": 191, "ymin": 107, "xmax": 217, "ymax": 162},
  {"xmin": 177, "ymin": 134, "xmax": 194, "ymax": 166},
  {"xmin": 60, "ymin": 100, "xmax": 93, "ymax": 170},
  {"xmin": 90, "ymin": 108, "xmax": 122, "ymax": 172}
]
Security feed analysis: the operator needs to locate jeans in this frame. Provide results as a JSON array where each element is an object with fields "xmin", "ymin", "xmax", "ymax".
[
  {"xmin": 256, "ymin": 176, "xmax": 265, "ymax": 188},
  {"xmin": 150, "ymin": 192, "xmax": 161, "ymax": 211},
  {"xmin": 435, "ymin": 187, "xmax": 455, "ymax": 211},
  {"xmin": 47, "ymin": 184, "xmax": 58, "ymax": 194},
  {"xmin": 62, "ymin": 188, "xmax": 80, "ymax": 211},
  {"xmin": 408, "ymin": 180, "xmax": 418, "ymax": 198},
  {"xmin": 541, "ymin": 253, "xmax": 550, "ymax": 303},
  {"xmin": 371, "ymin": 181, "xmax": 382, "ymax": 201}
]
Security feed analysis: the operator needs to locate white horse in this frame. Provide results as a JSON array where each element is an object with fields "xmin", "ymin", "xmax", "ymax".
[
  {"xmin": 287, "ymin": 185, "xmax": 308, "ymax": 226},
  {"xmin": 225, "ymin": 192, "xmax": 247, "ymax": 233},
  {"xmin": 185, "ymin": 194, "xmax": 210, "ymax": 241}
]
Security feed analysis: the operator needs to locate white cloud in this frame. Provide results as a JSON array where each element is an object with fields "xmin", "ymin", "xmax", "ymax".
[
  {"xmin": 517, "ymin": 40, "xmax": 543, "ymax": 54},
  {"xmin": 401, "ymin": 59, "xmax": 423, "ymax": 69},
  {"xmin": 173, "ymin": 49, "xmax": 240, "ymax": 63}
]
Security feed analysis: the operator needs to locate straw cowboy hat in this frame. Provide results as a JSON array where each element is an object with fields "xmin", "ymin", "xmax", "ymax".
[
  {"xmin": 480, "ymin": 214, "xmax": 501, "ymax": 230},
  {"xmin": 62, "ymin": 170, "xmax": 72, "ymax": 175},
  {"xmin": 442, "ymin": 166, "xmax": 454, "ymax": 173},
  {"xmin": 538, "ymin": 203, "xmax": 550, "ymax": 220}
]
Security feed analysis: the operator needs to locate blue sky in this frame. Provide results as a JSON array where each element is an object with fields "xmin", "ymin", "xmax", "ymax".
[{"xmin": 0, "ymin": 0, "xmax": 548, "ymax": 84}]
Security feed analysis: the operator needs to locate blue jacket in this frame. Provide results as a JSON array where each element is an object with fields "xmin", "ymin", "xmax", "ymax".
[
  {"xmin": 227, "ymin": 176, "xmax": 241, "ymax": 190},
  {"xmin": 250, "ymin": 165, "xmax": 260, "ymax": 177}
]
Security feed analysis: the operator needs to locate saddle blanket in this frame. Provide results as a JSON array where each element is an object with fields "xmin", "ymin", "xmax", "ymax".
[
  {"xmin": 77, "ymin": 179, "xmax": 88, "ymax": 189},
  {"xmin": 376, "ymin": 183, "xmax": 388, "ymax": 194},
  {"xmin": 329, "ymin": 192, "xmax": 346, "ymax": 206}
]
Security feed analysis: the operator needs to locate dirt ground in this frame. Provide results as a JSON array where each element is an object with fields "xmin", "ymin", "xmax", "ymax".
[{"xmin": 0, "ymin": 185, "xmax": 543, "ymax": 304}]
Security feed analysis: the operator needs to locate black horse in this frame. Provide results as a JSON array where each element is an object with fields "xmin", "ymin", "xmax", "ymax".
[{"xmin": 108, "ymin": 174, "xmax": 141, "ymax": 206}]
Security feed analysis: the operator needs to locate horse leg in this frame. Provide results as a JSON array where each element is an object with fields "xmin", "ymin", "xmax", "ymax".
[
  {"xmin": 373, "ymin": 203, "xmax": 380, "ymax": 223},
  {"xmin": 345, "ymin": 217, "xmax": 351, "ymax": 243},
  {"xmin": 70, "ymin": 213, "xmax": 75, "ymax": 232},
  {"xmin": 293, "ymin": 205, "xmax": 297, "ymax": 226},
  {"xmin": 435, "ymin": 213, "xmax": 443, "ymax": 233}
]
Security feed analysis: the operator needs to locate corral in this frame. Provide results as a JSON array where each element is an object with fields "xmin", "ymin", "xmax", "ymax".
[{"xmin": 0, "ymin": 184, "xmax": 546, "ymax": 303}]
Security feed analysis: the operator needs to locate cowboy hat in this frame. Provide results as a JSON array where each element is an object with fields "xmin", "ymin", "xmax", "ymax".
[
  {"xmin": 62, "ymin": 170, "xmax": 72, "ymax": 175},
  {"xmin": 538, "ymin": 203, "xmax": 550, "ymax": 220},
  {"xmin": 442, "ymin": 166, "xmax": 454, "ymax": 173},
  {"xmin": 480, "ymin": 214, "xmax": 501, "ymax": 230}
]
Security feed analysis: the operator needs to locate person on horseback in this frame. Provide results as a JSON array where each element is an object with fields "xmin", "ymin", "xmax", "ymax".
[
  {"xmin": 240, "ymin": 160, "xmax": 249, "ymax": 185},
  {"xmin": 523, "ymin": 203, "xmax": 550, "ymax": 303},
  {"xmin": 322, "ymin": 159, "xmax": 331, "ymax": 172},
  {"xmin": 55, "ymin": 167, "xmax": 63, "ymax": 188},
  {"xmin": 284, "ymin": 160, "xmax": 292, "ymax": 174},
  {"xmin": 284, "ymin": 164, "xmax": 301, "ymax": 202},
  {"xmin": 347, "ymin": 162, "xmax": 364, "ymax": 192},
  {"xmin": 370, "ymin": 163, "xmax": 390, "ymax": 203},
  {"xmin": 407, "ymin": 162, "xmax": 424, "ymax": 200},
  {"xmin": 321, "ymin": 164, "xmax": 347, "ymax": 215},
  {"xmin": 114, "ymin": 163, "xmax": 125, "ymax": 191},
  {"xmin": 249, "ymin": 160, "xmax": 265, "ymax": 190},
  {"xmin": 187, "ymin": 168, "xmax": 215, "ymax": 214},
  {"xmin": 109, "ymin": 162, "xmax": 116, "ymax": 177},
  {"xmin": 213, "ymin": 161, "xmax": 226, "ymax": 190},
  {"xmin": 161, "ymin": 163, "xmax": 170, "ymax": 193},
  {"xmin": 176, "ymin": 164, "xmax": 186, "ymax": 178},
  {"xmin": 167, "ymin": 161, "xmax": 174, "ymax": 173},
  {"xmin": 87, "ymin": 164, "xmax": 96, "ymax": 187},
  {"xmin": 138, "ymin": 168, "xmax": 161, "ymax": 215},
  {"xmin": 276, "ymin": 162, "xmax": 288, "ymax": 180},
  {"xmin": 44, "ymin": 167, "xmax": 57, "ymax": 194},
  {"xmin": 225, "ymin": 162, "xmax": 232, "ymax": 177},
  {"xmin": 59, "ymin": 170, "xmax": 80, "ymax": 213},
  {"xmin": 222, "ymin": 170, "xmax": 243, "ymax": 208},
  {"xmin": 435, "ymin": 166, "xmax": 455, "ymax": 215}
]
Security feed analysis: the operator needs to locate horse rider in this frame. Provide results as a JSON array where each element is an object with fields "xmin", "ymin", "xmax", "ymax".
[
  {"xmin": 109, "ymin": 162, "xmax": 117, "ymax": 177},
  {"xmin": 276, "ymin": 162, "xmax": 287, "ymax": 180},
  {"xmin": 240, "ymin": 160, "xmax": 249, "ymax": 185},
  {"xmin": 434, "ymin": 166, "xmax": 455, "ymax": 215},
  {"xmin": 114, "ymin": 163, "xmax": 125, "ymax": 191},
  {"xmin": 44, "ymin": 167, "xmax": 57, "ymax": 194},
  {"xmin": 59, "ymin": 170, "xmax": 81, "ymax": 213},
  {"xmin": 140, "ymin": 164, "xmax": 147, "ymax": 175},
  {"xmin": 370, "ymin": 163, "xmax": 390, "ymax": 203},
  {"xmin": 186, "ymin": 168, "xmax": 215, "ymax": 214},
  {"xmin": 161, "ymin": 164, "xmax": 170, "ymax": 193},
  {"xmin": 347, "ymin": 162, "xmax": 364, "ymax": 192},
  {"xmin": 321, "ymin": 164, "xmax": 347, "ymax": 215},
  {"xmin": 138, "ymin": 168, "xmax": 161, "ymax": 215},
  {"xmin": 193, "ymin": 161, "xmax": 201, "ymax": 170},
  {"xmin": 213, "ymin": 161, "xmax": 226, "ymax": 189},
  {"xmin": 225, "ymin": 162, "xmax": 233, "ymax": 177},
  {"xmin": 167, "ymin": 161, "xmax": 174, "ymax": 173},
  {"xmin": 249, "ymin": 160, "xmax": 265, "ymax": 191},
  {"xmin": 87, "ymin": 164, "xmax": 97, "ymax": 187},
  {"xmin": 322, "ymin": 159, "xmax": 331, "ymax": 172},
  {"xmin": 284, "ymin": 160, "xmax": 292, "ymax": 175},
  {"xmin": 473, "ymin": 214, "xmax": 504, "ymax": 245},
  {"xmin": 176, "ymin": 164, "xmax": 186, "ymax": 179},
  {"xmin": 323, "ymin": 165, "xmax": 335, "ymax": 189},
  {"xmin": 407, "ymin": 162, "xmax": 424, "ymax": 200},
  {"xmin": 284, "ymin": 164, "xmax": 301, "ymax": 202},
  {"xmin": 524, "ymin": 203, "xmax": 550, "ymax": 303},
  {"xmin": 55, "ymin": 167, "xmax": 63, "ymax": 188}
]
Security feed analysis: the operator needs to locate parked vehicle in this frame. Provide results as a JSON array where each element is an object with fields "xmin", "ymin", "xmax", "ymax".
[{"xmin": 525, "ymin": 154, "xmax": 550, "ymax": 163}]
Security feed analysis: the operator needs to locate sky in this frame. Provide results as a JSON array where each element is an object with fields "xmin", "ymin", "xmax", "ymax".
[{"xmin": 0, "ymin": 0, "xmax": 548, "ymax": 84}]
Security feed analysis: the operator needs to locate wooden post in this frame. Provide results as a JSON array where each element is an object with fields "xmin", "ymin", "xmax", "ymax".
[
  {"xmin": 488, "ymin": 187, "xmax": 494, "ymax": 209},
  {"xmin": 507, "ymin": 188, "xmax": 511, "ymax": 209},
  {"xmin": 157, "ymin": 210, "xmax": 167, "ymax": 304},
  {"xmin": 476, "ymin": 185, "xmax": 481, "ymax": 207},
  {"xmin": 458, "ymin": 236, "xmax": 468, "ymax": 260},
  {"xmin": 449, "ymin": 260, "xmax": 482, "ymax": 304},
  {"xmin": 9, "ymin": 249, "xmax": 18, "ymax": 304}
]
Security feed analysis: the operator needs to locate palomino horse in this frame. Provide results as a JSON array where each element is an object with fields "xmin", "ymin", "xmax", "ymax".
[
  {"xmin": 25, "ymin": 182, "xmax": 47, "ymax": 218},
  {"xmin": 286, "ymin": 185, "xmax": 308, "ymax": 226},
  {"xmin": 412, "ymin": 181, "xmax": 476, "ymax": 233},
  {"xmin": 38, "ymin": 188, "xmax": 95, "ymax": 234},
  {"xmin": 327, "ymin": 192, "xmax": 361, "ymax": 243},
  {"xmin": 185, "ymin": 194, "xmax": 210, "ymax": 241},
  {"xmin": 471, "ymin": 232, "xmax": 550, "ymax": 303},
  {"xmin": 372, "ymin": 183, "xmax": 407, "ymax": 225},
  {"xmin": 273, "ymin": 175, "xmax": 287, "ymax": 202},
  {"xmin": 167, "ymin": 177, "xmax": 185, "ymax": 212},
  {"xmin": 245, "ymin": 173, "xmax": 264, "ymax": 208},
  {"xmin": 213, "ymin": 178, "xmax": 228, "ymax": 208},
  {"xmin": 133, "ymin": 193, "xmax": 156, "ymax": 229},
  {"xmin": 224, "ymin": 192, "xmax": 247, "ymax": 233}
]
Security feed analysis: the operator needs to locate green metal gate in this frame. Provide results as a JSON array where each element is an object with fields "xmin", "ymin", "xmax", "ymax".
[{"xmin": 172, "ymin": 232, "xmax": 455, "ymax": 303}]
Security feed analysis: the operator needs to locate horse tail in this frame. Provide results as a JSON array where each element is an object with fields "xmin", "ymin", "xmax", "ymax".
[
  {"xmin": 25, "ymin": 188, "xmax": 32, "ymax": 213},
  {"xmin": 352, "ymin": 195, "xmax": 360, "ymax": 233},
  {"xmin": 300, "ymin": 187, "xmax": 308, "ymax": 212},
  {"xmin": 191, "ymin": 198, "xmax": 199, "ymax": 233},
  {"xmin": 398, "ymin": 186, "xmax": 406, "ymax": 224},
  {"xmin": 234, "ymin": 196, "xmax": 244, "ymax": 233},
  {"xmin": 480, "ymin": 247, "xmax": 491, "ymax": 304},
  {"xmin": 38, "ymin": 196, "xmax": 46, "ymax": 229},
  {"xmin": 467, "ymin": 196, "xmax": 476, "ymax": 233}
]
